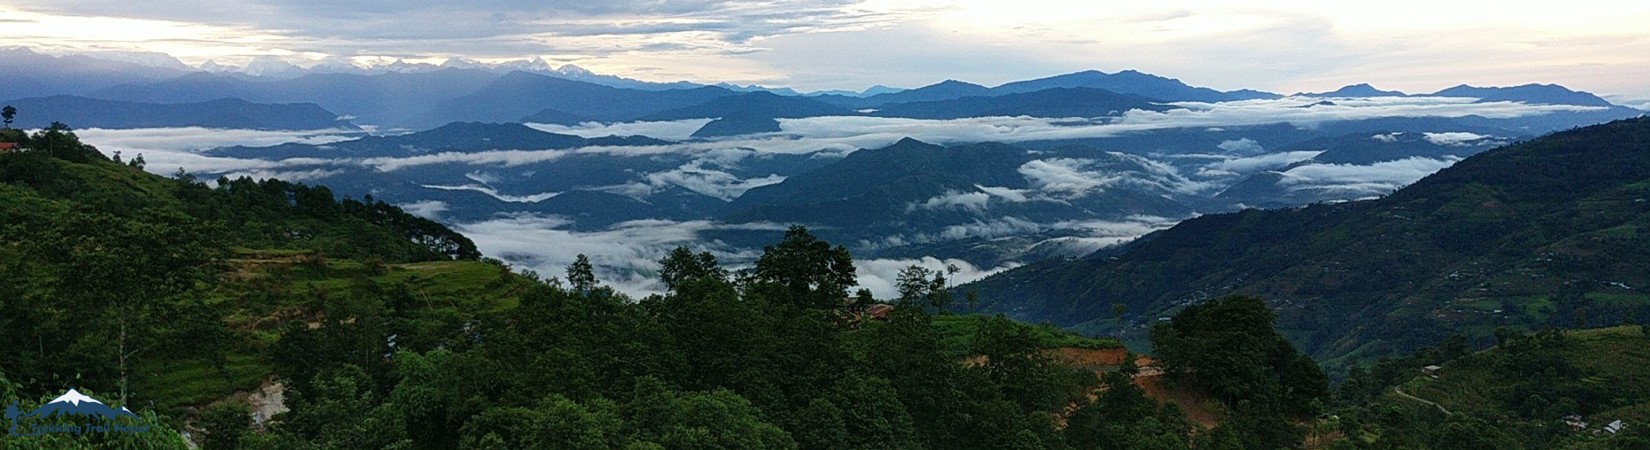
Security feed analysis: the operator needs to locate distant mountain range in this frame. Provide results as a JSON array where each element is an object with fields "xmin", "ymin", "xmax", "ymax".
[
  {"xmin": 5, "ymin": 47, "xmax": 1643, "ymax": 132},
  {"xmin": 815, "ymin": 70, "xmax": 1282, "ymax": 110},
  {"xmin": 0, "ymin": 48, "xmax": 189, "ymax": 103},
  {"xmin": 1300, "ymin": 81, "xmax": 1625, "ymax": 108},
  {"xmin": 1298, "ymin": 83, "xmax": 1410, "ymax": 98},
  {"xmin": 1, "ymin": 95, "xmax": 355, "ymax": 131},
  {"xmin": 868, "ymin": 88, "xmax": 1170, "ymax": 119}
]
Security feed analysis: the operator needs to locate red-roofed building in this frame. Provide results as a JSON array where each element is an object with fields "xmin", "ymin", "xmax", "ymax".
[
  {"xmin": 865, "ymin": 304, "xmax": 894, "ymax": 321},
  {"xmin": 0, "ymin": 142, "xmax": 19, "ymax": 153}
]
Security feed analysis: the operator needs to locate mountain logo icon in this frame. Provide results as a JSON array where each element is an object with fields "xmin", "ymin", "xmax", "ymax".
[{"xmin": 5, "ymin": 389, "xmax": 146, "ymax": 437}]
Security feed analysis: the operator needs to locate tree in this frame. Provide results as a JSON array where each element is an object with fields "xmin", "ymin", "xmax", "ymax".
[
  {"xmin": 750, "ymin": 225, "xmax": 856, "ymax": 310},
  {"xmin": 1150, "ymin": 295, "xmax": 1327, "ymax": 447},
  {"xmin": 1066, "ymin": 351, "xmax": 1191, "ymax": 450},
  {"xmin": 200, "ymin": 401, "xmax": 252, "ymax": 450},
  {"xmin": 46, "ymin": 209, "xmax": 221, "ymax": 402},
  {"xmin": 1429, "ymin": 417, "xmax": 1523, "ymax": 450},
  {"xmin": 30, "ymin": 122, "xmax": 101, "ymax": 162},
  {"xmin": 895, "ymin": 265, "xmax": 934, "ymax": 304},
  {"xmin": 625, "ymin": 377, "xmax": 797, "ymax": 450},
  {"xmin": 568, "ymin": 254, "xmax": 597, "ymax": 293},
  {"xmin": 2, "ymin": 105, "xmax": 15, "ymax": 128},
  {"xmin": 927, "ymin": 272, "xmax": 951, "ymax": 313},
  {"xmin": 893, "ymin": 264, "xmax": 953, "ymax": 312},
  {"xmin": 658, "ymin": 246, "xmax": 727, "ymax": 291},
  {"xmin": 972, "ymin": 315, "xmax": 1072, "ymax": 413}
]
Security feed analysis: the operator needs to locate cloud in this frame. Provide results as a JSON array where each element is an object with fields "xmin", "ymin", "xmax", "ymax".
[
  {"xmin": 1276, "ymin": 156, "xmax": 1461, "ymax": 195},
  {"xmin": 120, "ymin": 96, "xmax": 1593, "ymax": 179},
  {"xmin": 935, "ymin": 217, "xmax": 1049, "ymax": 241},
  {"xmin": 75, "ymin": 126, "xmax": 356, "ymax": 150},
  {"xmin": 527, "ymin": 119, "xmax": 711, "ymax": 141},
  {"xmin": 455, "ymin": 215, "xmax": 724, "ymax": 297},
  {"xmin": 1018, "ymin": 158, "xmax": 1119, "ymax": 197},
  {"xmin": 360, "ymin": 149, "xmax": 576, "ymax": 172},
  {"xmin": 911, "ymin": 190, "xmax": 991, "ymax": 212},
  {"xmin": 10, "ymin": 2, "xmax": 1650, "ymax": 100},
  {"xmin": 641, "ymin": 161, "xmax": 785, "ymax": 201},
  {"xmin": 1422, "ymin": 131, "xmax": 1491, "ymax": 146},
  {"xmin": 1217, "ymin": 138, "xmax": 1264, "ymax": 154},
  {"xmin": 421, "ymin": 184, "xmax": 561, "ymax": 203},
  {"xmin": 856, "ymin": 214, "xmax": 1182, "ymax": 261},
  {"xmin": 4, "ymin": 0, "xmax": 894, "ymax": 62},
  {"xmin": 854, "ymin": 257, "xmax": 1020, "ymax": 300},
  {"xmin": 465, "ymin": 171, "xmax": 503, "ymax": 185},
  {"xmin": 1372, "ymin": 132, "xmax": 1403, "ymax": 142},
  {"xmin": 454, "ymin": 215, "xmax": 795, "ymax": 297},
  {"xmin": 1197, "ymin": 150, "xmax": 1323, "ymax": 176},
  {"xmin": 216, "ymin": 168, "xmax": 344, "ymax": 183},
  {"xmin": 1106, "ymin": 152, "xmax": 1221, "ymax": 196},
  {"xmin": 74, "ymin": 127, "xmax": 357, "ymax": 175},
  {"xmin": 398, "ymin": 200, "xmax": 449, "ymax": 219},
  {"xmin": 976, "ymin": 185, "xmax": 1033, "ymax": 202}
]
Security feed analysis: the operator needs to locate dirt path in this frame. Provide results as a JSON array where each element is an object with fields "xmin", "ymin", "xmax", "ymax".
[{"xmin": 1393, "ymin": 386, "xmax": 1452, "ymax": 416}]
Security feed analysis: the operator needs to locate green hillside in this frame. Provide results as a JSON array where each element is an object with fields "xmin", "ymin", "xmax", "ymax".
[
  {"xmin": 1330, "ymin": 326, "xmax": 1650, "ymax": 449},
  {"xmin": 0, "ymin": 124, "xmax": 523, "ymax": 447},
  {"xmin": 970, "ymin": 117, "xmax": 1650, "ymax": 368}
]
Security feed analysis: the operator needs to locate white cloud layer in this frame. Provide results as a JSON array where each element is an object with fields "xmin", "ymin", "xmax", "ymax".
[
  {"xmin": 72, "ymin": 96, "xmax": 1593, "ymax": 180},
  {"xmin": 855, "ymin": 257, "xmax": 1019, "ymax": 300},
  {"xmin": 1196, "ymin": 150, "xmax": 1322, "ymax": 176},
  {"xmin": 911, "ymin": 190, "xmax": 992, "ymax": 211},
  {"xmin": 1217, "ymin": 138, "xmax": 1264, "ymax": 154},
  {"xmin": 1018, "ymin": 158, "xmax": 1120, "ymax": 197},
  {"xmin": 421, "ymin": 184, "xmax": 562, "ymax": 203},
  {"xmin": 454, "ymin": 215, "xmax": 788, "ymax": 297},
  {"xmin": 398, "ymin": 200, "xmax": 449, "ymax": 219},
  {"xmin": 74, "ymin": 127, "xmax": 358, "ymax": 175},
  {"xmin": 1421, "ymin": 132, "xmax": 1491, "ymax": 146},
  {"xmin": 1277, "ymin": 156, "xmax": 1462, "ymax": 195}
]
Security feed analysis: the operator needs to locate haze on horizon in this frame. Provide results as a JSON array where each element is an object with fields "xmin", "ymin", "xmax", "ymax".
[{"xmin": 3, "ymin": 0, "xmax": 1649, "ymax": 102}]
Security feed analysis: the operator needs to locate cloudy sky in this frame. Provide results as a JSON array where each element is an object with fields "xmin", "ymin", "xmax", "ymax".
[{"xmin": 4, "ymin": 0, "xmax": 1648, "ymax": 98}]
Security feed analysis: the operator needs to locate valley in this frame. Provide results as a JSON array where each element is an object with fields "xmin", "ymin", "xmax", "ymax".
[
  {"xmin": 4, "ymin": 28, "xmax": 1650, "ymax": 448},
  {"xmin": 12, "ymin": 56, "xmax": 1636, "ymax": 299}
]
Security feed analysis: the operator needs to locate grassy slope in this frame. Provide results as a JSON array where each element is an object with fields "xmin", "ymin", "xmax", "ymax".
[
  {"xmin": 1402, "ymin": 326, "xmax": 1650, "ymax": 423},
  {"xmin": 929, "ymin": 314, "xmax": 1124, "ymax": 356},
  {"xmin": 138, "ymin": 253, "xmax": 529, "ymax": 412},
  {"xmin": 0, "ymin": 150, "xmax": 528, "ymax": 413}
]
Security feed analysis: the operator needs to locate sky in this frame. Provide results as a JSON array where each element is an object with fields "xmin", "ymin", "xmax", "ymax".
[{"xmin": 4, "ymin": 0, "xmax": 1649, "ymax": 100}]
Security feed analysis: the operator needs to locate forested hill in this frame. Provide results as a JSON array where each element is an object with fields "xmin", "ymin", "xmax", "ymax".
[
  {"xmin": 1, "ymin": 123, "xmax": 485, "ymax": 443},
  {"xmin": 969, "ymin": 117, "xmax": 1650, "ymax": 367},
  {"xmin": 0, "ymin": 124, "xmax": 478, "ymax": 263}
]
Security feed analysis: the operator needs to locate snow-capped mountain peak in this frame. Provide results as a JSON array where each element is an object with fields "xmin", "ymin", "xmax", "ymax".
[
  {"xmin": 441, "ymin": 57, "xmax": 484, "ymax": 69},
  {"xmin": 555, "ymin": 64, "xmax": 594, "ymax": 77}
]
